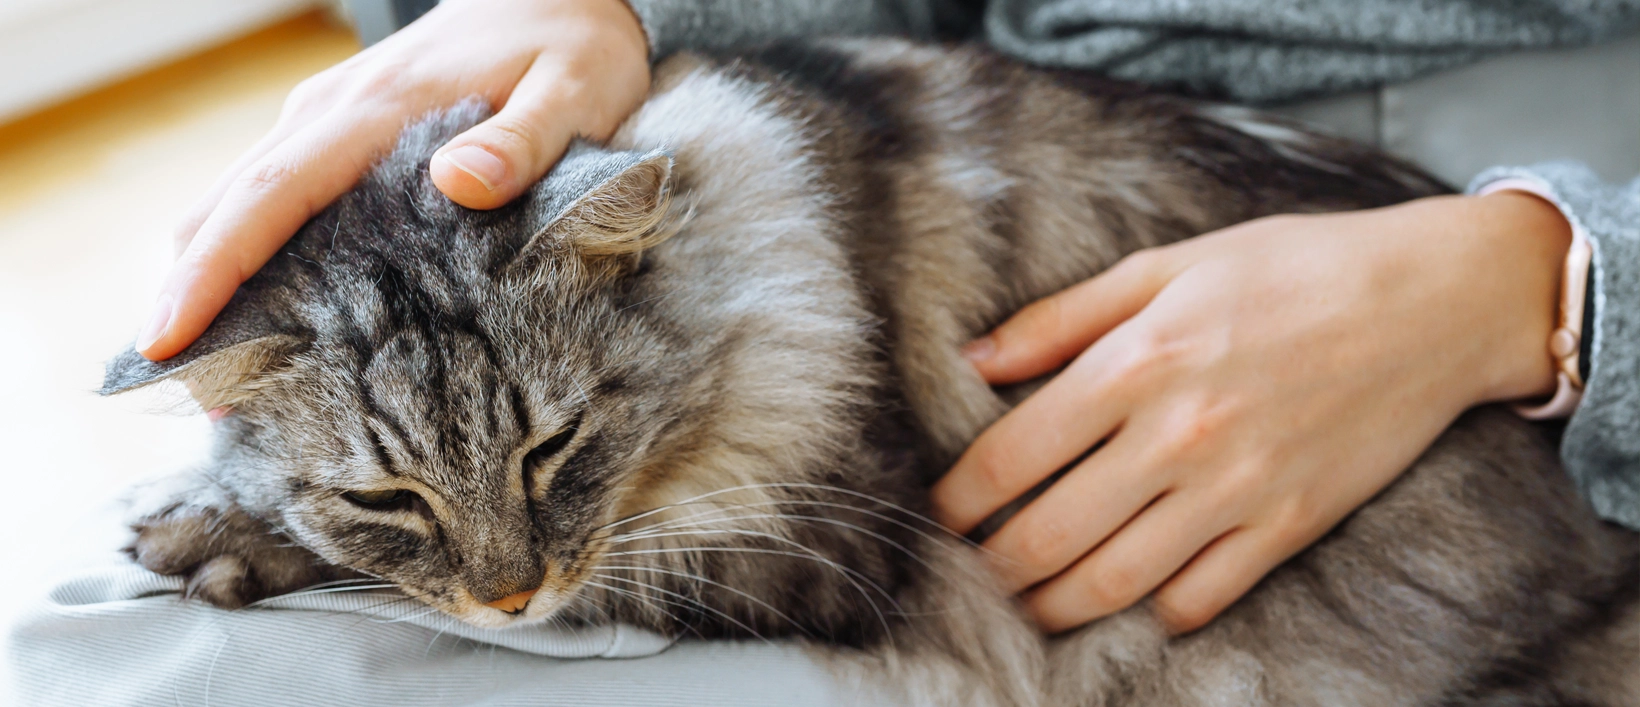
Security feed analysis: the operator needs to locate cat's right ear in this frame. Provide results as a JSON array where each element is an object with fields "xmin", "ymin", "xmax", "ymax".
[
  {"xmin": 101, "ymin": 296, "xmax": 308, "ymax": 409},
  {"xmin": 507, "ymin": 141, "xmax": 679, "ymax": 284}
]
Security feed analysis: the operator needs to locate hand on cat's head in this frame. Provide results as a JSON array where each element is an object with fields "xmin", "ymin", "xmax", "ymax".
[
  {"xmin": 104, "ymin": 104, "xmax": 683, "ymax": 627},
  {"xmin": 132, "ymin": 0, "xmax": 650, "ymax": 363}
]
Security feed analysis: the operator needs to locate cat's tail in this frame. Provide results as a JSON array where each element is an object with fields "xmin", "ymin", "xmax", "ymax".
[
  {"xmin": 818, "ymin": 537, "xmax": 1048, "ymax": 707},
  {"xmin": 1186, "ymin": 102, "xmax": 1453, "ymax": 209}
]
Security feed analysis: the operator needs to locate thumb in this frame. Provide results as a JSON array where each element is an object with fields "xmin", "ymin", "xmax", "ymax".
[
  {"xmin": 430, "ymin": 66, "xmax": 587, "ymax": 210},
  {"xmin": 963, "ymin": 248, "xmax": 1178, "ymax": 384}
]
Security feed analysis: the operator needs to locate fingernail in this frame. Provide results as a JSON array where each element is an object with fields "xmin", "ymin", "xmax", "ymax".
[
  {"xmin": 961, "ymin": 336, "xmax": 997, "ymax": 363},
  {"xmin": 438, "ymin": 145, "xmax": 506, "ymax": 192},
  {"xmin": 136, "ymin": 294, "xmax": 174, "ymax": 353}
]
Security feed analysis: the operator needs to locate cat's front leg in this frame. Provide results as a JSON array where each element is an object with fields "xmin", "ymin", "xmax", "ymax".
[{"xmin": 123, "ymin": 469, "xmax": 359, "ymax": 609}]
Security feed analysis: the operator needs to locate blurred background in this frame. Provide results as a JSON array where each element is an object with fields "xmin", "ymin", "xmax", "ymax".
[{"xmin": 0, "ymin": 1, "xmax": 377, "ymax": 696}]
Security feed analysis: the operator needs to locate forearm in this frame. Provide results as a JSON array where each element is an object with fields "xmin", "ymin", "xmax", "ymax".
[
  {"xmin": 1470, "ymin": 163, "xmax": 1640, "ymax": 530},
  {"xmin": 625, "ymin": 0, "xmax": 982, "ymax": 59}
]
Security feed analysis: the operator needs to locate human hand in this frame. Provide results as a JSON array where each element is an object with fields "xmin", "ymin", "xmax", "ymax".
[
  {"xmin": 136, "ymin": 0, "xmax": 650, "ymax": 360},
  {"xmin": 932, "ymin": 193, "xmax": 1572, "ymax": 635}
]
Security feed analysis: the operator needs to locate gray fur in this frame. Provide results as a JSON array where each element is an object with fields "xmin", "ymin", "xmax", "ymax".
[{"xmin": 107, "ymin": 40, "xmax": 1637, "ymax": 706}]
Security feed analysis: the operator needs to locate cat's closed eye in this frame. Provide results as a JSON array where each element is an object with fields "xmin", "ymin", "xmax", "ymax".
[
  {"xmin": 522, "ymin": 423, "xmax": 578, "ymax": 500},
  {"xmin": 524, "ymin": 425, "xmax": 578, "ymax": 470},
  {"xmin": 343, "ymin": 489, "xmax": 419, "ymax": 513}
]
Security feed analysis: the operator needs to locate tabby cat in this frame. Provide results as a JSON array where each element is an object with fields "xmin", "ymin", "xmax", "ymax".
[{"xmin": 105, "ymin": 39, "xmax": 1638, "ymax": 706}]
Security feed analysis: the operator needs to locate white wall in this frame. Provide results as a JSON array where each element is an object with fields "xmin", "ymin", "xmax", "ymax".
[{"xmin": 0, "ymin": 0, "xmax": 324, "ymax": 123}]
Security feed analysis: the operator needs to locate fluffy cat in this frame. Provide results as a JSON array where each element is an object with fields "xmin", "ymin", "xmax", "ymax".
[{"xmin": 105, "ymin": 40, "xmax": 1638, "ymax": 706}]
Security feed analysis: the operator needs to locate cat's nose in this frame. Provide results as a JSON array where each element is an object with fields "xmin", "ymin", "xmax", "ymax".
[{"xmin": 485, "ymin": 589, "xmax": 537, "ymax": 614}]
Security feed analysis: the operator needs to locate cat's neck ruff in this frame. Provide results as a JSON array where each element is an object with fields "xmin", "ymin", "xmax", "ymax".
[{"xmin": 602, "ymin": 59, "xmax": 881, "ymax": 535}]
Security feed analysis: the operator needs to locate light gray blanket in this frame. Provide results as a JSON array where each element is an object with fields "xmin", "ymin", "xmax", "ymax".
[{"xmin": 9, "ymin": 557, "xmax": 867, "ymax": 706}]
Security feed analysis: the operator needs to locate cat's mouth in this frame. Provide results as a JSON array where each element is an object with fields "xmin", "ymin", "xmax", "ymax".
[
  {"xmin": 436, "ymin": 583, "xmax": 570, "ymax": 629},
  {"xmin": 419, "ymin": 561, "xmax": 598, "ymax": 629},
  {"xmin": 485, "ymin": 589, "xmax": 537, "ymax": 614}
]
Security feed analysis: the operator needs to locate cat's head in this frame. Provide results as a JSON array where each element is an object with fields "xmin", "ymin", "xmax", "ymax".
[{"xmin": 103, "ymin": 104, "xmax": 714, "ymax": 628}]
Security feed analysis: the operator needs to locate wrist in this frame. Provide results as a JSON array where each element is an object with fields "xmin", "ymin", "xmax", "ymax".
[{"xmin": 1468, "ymin": 191, "xmax": 1574, "ymax": 403}]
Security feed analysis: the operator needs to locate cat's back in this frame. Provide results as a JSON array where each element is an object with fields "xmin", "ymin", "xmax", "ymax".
[{"xmin": 629, "ymin": 39, "xmax": 1450, "ymax": 460}]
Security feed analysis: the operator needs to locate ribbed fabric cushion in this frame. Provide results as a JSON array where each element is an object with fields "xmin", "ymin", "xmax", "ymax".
[{"xmin": 8, "ymin": 559, "xmax": 857, "ymax": 706}]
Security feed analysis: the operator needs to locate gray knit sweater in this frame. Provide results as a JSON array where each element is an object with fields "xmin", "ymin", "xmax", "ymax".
[{"xmin": 619, "ymin": 0, "xmax": 1640, "ymax": 529}]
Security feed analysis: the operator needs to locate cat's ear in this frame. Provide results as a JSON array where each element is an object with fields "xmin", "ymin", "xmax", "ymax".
[
  {"xmin": 510, "ymin": 142, "xmax": 679, "ymax": 281},
  {"xmin": 100, "ymin": 297, "xmax": 308, "ymax": 408}
]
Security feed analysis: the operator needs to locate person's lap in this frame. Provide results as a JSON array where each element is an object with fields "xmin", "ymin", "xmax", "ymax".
[{"xmin": 9, "ymin": 559, "xmax": 863, "ymax": 707}]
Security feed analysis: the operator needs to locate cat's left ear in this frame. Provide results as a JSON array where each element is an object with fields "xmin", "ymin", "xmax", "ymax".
[
  {"xmin": 510, "ymin": 142, "xmax": 679, "ymax": 281},
  {"xmin": 101, "ymin": 290, "xmax": 308, "ymax": 408}
]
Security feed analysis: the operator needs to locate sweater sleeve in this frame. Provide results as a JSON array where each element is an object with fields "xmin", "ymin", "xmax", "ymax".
[
  {"xmin": 978, "ymin": 0, "xmax": 1640, "ymax": 104},
  {"xmin": 623, "ymin": 0, "xmax": 984, "ymax": 60},
  {"xmin": 1470, "ymin": 163, "xmax": 1640, "ymax": 531}
]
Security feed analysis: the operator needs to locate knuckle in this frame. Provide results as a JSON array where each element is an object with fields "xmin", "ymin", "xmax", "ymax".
[
  {"xmin": 1154, "ymin": 594, "xmax": 1216, "ymax": 634},
  {"xmin": 1086, "ymin": 561, "xmax": 1147, "ymax": 612},
  {"xmin": 1269, "ymin": 496, "xmax": 1324, "ymax": 546},
  {"xmin": 172, "ymin": 218, "xmax": 205, "ymax": 253},
  {"xmin": 1032, "ymin": 294, "xmax": 1067, "ymax": 331},
  {"xmin": 1253, "ymin": 213, "xmax": 1303, "ymax": 231},
  {"xmin": 285, "ymin": 76, "xmax": 330, "ymax": 108},
  {"xmin": 972, "ymin": 446, "xmax": 1019, "ymax": 498},
  {"xmin": 1213, "ymin": 459, "xmax": 1271, "ymax": 503},
  {"xmin": 1114, "ymin": 323, "xmax": 1194, "ymax": 378},
  {"xmin": 992, "ymin": 298, "xmax": 1061, "ymax": 358},
  {"xmin": 237, "ymin": 159, "xmax": 300, "ymax": 197},
  {"xmin": 347, "ymin": 61, "xmax": 415, "ymax": 99},
  {"xmin": 1112, "ymin": 247, "xmax": 1163, "ymax": 279},
  {"xmin": 1012, "ymin": 515, "xmax": 1073, "ymax": 570},
  {"xmin": 474, "ymin": 117, "xmax": 548, "ymax": 165},
  {"xmin": 1159, "ymin": 395, "xmax": 1238, "ymax": 455},
  {"xmin": 1101, "ymin": 333, "xmax": 1161, "ymax": 386}
]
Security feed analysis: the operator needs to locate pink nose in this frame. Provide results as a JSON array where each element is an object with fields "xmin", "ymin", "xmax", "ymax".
[{"xmin": 485, "ymin": 589, "xmax": 537, "ymax": 613}]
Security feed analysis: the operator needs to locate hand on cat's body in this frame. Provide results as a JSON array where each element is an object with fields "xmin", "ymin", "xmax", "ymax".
[
  {"xmin": 932, "ymin": 192, "xmax": 1574, "ymax": 635},
  {"xmin": 134, "ymin": 0, "xmax": 650, "ymax": 362}
]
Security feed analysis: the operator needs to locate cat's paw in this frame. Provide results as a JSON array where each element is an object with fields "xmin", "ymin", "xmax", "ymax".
[{"xmin": 124, "ymin": 477, "xmax": 357, "ymax": 609}]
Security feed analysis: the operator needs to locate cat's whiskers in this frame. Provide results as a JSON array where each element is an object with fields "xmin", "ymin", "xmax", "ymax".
[
  {"xmin": 577, "ymin": 579, "xmax": 707, "ymax": 641},
  {"xmin": 251, "ymin": 583, "xmax": 401, "ymax": 605},
  {"xmin": 612, "ymin": 512, "xmax": 951, "ymax": 586},
  {"xmin": 285, "ymin": 577, "xmax": 386, "ymax": 591},
  {"xmin": 600, "ymin": 541, "xmax": 897, "ymax": 641},
  {"xmin": 596, "ymin": 481, "xmax": 960, "ymax": 541},
  {"xmin": 423, "ymin": 612, "xmax": 463, "ymax": 658},
  {"xmin": 373, "ymin": 605, "xmax": 445, "ymax": 624},
  {"xmin": 588, "ymin": 572, "xmax": 771, "ymax": 642},
  {"xmin": 611, "ymin": 500, "xmax": 966, "ymax": 562},
  {"xmin": 604, "ymin": 528, "xmax": 901, "ymax": 609},
  {"xmin": 604, "ymin": 518, "xmax": 904, "ymax": 611},
  {"xmin": 589, "ymin": 563, "xmax": 814, "ymax": 638}
]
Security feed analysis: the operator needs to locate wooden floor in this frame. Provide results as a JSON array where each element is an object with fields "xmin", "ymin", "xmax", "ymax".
[{"xmin": 0, "ymin": 12, "xmax": 359, "ymax": 694}]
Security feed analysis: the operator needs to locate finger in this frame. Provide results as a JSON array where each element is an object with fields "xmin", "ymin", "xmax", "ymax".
[
  {"xmin": 137, "ymin": 107, "xmax": 400, "ymax": 360},
  {"xmin": 1022, "ymin": 490, "xmax": 1236, "ymax": 634},
  {"xmin": 173, "ymin": 124, "xmax": 303, "ymax": 256},
  {"xmin": 430, "ymin": 57, "xmax": 591, "ymax": 210},
  {"xmin": 932, "ymin": 327, "xmax": 1147, "ymax": 534},
  {"xmin": 962, "ymin": 248, "xmax": 1177, "ymax": 385},
  {"xmin": 1149, "ymin": 526, "xmax": 1293, "ymax": 635},
  {"xmin": 174, "ymin": 81, "xmax": 345, "ymax": 254},
  {"xmin": 979, "ymin": 432, "xmax": 1169, "ymax": 594}
]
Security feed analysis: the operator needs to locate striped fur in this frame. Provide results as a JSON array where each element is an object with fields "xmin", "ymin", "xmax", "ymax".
[{"xmin": 105, "ymin": 40, "xmax": 1636, "ymax": 706}]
